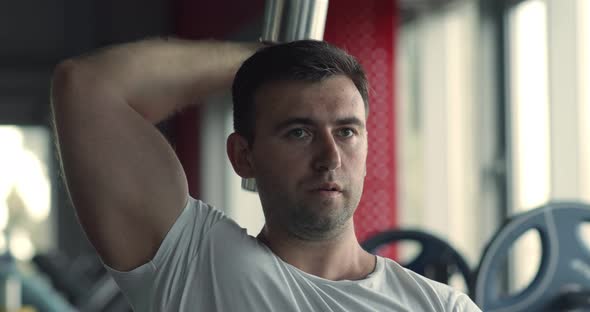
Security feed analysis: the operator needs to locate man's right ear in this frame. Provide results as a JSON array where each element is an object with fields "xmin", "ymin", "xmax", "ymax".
[{"xmin": 227, "ymin": 132, "xmax": 255, "ymax": 178}]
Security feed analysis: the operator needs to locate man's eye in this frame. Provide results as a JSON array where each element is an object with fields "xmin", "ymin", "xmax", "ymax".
[
  {"xmin": 338, "ymin": 128, "xmax": 355, "ymax": 137},
  {"xmin": 288, "ymin": 128, "xmax": 309, "ymax": 139}
]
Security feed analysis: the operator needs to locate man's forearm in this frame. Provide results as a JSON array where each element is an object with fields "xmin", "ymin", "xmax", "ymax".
[{"xmin": 54, "ymin": 38, "xmax": 259, "ymax": 123}]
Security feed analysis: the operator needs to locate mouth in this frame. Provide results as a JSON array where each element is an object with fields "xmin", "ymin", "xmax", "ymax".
[{"xmin": 311, "ymin": 183, "xmax": 343, "ymax": 194}]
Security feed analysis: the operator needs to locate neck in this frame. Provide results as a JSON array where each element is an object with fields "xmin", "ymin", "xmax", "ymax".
[{"xmin": 258, "ymin": 221, "xmax": 376, "ymax": 281}]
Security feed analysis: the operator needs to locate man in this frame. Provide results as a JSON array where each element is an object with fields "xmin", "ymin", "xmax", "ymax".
[{"xmin": 51, "ymin": 38, "xmax": 480, "ymax": 311}]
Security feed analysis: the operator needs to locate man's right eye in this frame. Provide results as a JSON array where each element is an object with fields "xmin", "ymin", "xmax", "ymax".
[{"xmin": 287, "ymin": 128, "xmax": 310, "ymax": 139}]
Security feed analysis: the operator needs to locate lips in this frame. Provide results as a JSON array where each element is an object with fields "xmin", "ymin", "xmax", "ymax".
[{"xmin": 313, "ymin": 182, "xmax": 343, "ymax": 192}]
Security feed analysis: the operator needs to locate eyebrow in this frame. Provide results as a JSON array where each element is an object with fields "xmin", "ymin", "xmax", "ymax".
[{"xmin": 273, "ymin": 117, "xmax": 366, "ymax": 132}]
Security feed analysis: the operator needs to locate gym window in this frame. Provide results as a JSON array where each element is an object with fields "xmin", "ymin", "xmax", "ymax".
[
  {"xmin": 506, "ymin": 0, "xmax": 590, "ymax": 292},
  {"xmin": 0, "ymin": 125, "xmax": 54, "ymax": 261}
]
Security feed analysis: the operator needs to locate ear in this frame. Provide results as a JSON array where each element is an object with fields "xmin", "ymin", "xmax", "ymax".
[{"xmin": 227, "ymin": 132, "xmax": 255, "ymax": 178}]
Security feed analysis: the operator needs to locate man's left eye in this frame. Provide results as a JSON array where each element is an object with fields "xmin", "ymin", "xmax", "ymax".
[{"xmin": 337, "ymin": 128, "xmax": 355, "ymax": 137}]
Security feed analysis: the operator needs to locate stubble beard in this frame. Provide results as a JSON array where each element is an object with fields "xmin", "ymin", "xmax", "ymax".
[
  {"xmin": 283, "ymin": 192, "xmax": 359, "ymax": 241},
  {"xmin": 258, "ymin": 174, "xmax": 365, "ymax": 242}
]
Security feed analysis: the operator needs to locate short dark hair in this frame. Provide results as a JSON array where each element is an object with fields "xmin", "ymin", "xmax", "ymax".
[{"xmin": 232, "ymin": 40, "xmax": 369, "ymax": 145}]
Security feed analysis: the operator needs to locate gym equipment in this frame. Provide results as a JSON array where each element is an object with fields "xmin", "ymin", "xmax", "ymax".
[
  {"xmin": 32, "ymin": 252, "xmax": 130, "ymax": 312},
  {"xmin": 473, "ymin": 202, "xmax": 590, "ymax": 311},
  {"xmin": 362, "ymin": 229, "xmax": 473, "ymax": 292},
  {"xmin": 261, "ymin": 0, "xmax": 329, "ymax": 43},
  {"xmin": 242, "ymin": 0, "xmax": 330, "ymax": 192},
  {"xmin": 0, "ymin": 252, "xmax": 75, "ymax": 311}
]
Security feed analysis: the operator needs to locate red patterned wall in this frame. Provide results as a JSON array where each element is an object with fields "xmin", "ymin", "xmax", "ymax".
[{"xmin": 324, "ymin": 0, "xmax": 398, "ymax": 256}]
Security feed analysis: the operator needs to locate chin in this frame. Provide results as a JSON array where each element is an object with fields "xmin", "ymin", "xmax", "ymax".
[{"xmin": 289, "ymin": 205, "xmax": 354, "ymax": 236}]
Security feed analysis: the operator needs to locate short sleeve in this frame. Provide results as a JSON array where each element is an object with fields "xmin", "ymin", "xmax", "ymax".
[{"xmin": 104, "ymin": 196, "xmax": 227, "ymax": 310}]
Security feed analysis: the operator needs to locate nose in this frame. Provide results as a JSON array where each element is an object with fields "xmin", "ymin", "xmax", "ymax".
[{"xmin": 312, "ymin": 132, "xmax": 341, "ymax": 172}]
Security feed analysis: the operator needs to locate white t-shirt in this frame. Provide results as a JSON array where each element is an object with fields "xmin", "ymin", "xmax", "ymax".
[{"xmin": 106, "ymin": 197, "xmax": 481, "ymax": 312}]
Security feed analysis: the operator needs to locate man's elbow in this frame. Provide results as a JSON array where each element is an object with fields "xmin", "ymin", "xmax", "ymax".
[
  {"xmin": 51, "ymin": 59, "xmax": 84, "ymax": 107},
  {"xmin": 51, "ymin": 58, "xmax": 106, "ymax": 108}
]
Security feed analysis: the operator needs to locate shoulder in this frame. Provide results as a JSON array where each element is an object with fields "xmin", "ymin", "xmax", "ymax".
[{"xmin": 379, "ymin": 257, "xmax": 481, "ymax": 312}]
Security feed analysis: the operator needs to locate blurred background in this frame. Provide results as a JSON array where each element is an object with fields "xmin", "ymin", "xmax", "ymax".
[{"xmin": 0, "ymin": 0, "xmax": 589, "ymax": 310}]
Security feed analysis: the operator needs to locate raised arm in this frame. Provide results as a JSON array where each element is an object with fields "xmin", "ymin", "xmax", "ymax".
[{"xmin": 51, "ymin": 38, "xmax": 257, "ymax": 271}]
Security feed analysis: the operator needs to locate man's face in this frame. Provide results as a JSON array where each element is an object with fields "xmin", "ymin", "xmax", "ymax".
[{"xmin": 250, "ymin": 75, "xmax": 368, "ymax": 241}]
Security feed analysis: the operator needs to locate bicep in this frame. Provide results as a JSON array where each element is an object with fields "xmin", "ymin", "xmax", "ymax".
[{"xmin": 52, "ymin": 65, "xmax": 189, "ymax": 271}]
